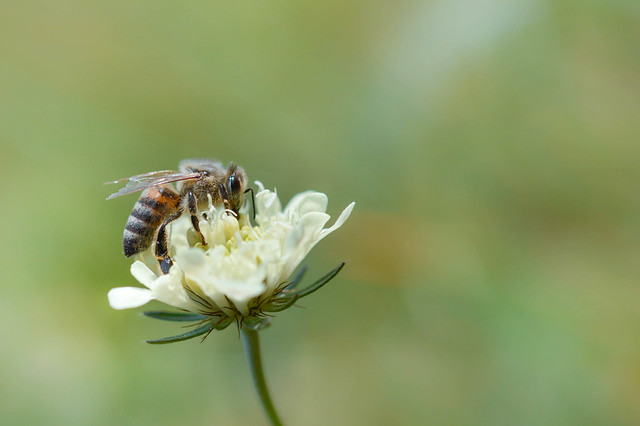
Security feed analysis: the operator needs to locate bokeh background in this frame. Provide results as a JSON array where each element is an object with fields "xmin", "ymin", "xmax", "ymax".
[{"xmin": 1, "ymin": 0, "xmax": 639, "ymax": 425}]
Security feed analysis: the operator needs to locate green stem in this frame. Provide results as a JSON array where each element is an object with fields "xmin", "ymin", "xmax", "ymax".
[{"xmin": 241, "ymin": 327, "xmax": 283, "ymax": 426}]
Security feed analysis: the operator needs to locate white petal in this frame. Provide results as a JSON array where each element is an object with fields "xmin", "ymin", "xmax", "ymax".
[
  {"xmin": 217, "ymin": 278, "xmax": 266, "ymax": 302},
  {"xmin": 108, "ymin": 287, "xmax": 154, "ymax": 310},
  {"xmin": 264, "ymin": 191, "xmax": 277, "ymax": 208},
  {"xmin": 175, "ymin": 247, "xmax": 208, "ymax": 274},
  {"xmin": 130, "ymin": 261, "xmax": 158, "ymax": 289},
  {"xmin": 255, "ymin": 189, "xmax": 282, "ymax": 220},
  {"xmin": 176, "ymin": 251, "xmax": 213, "ymax": 290},
  {"xmin": 167, "ymin": 215, "xmax": 192, "ymax": 249},
  {"xmin": 285, "ymin": 191, "xmax": 328, "ymax": 221},
  {"xmin": 283, "ymin": 225, "xmax": 304, "ymax": 258},
  {"xmin": 320, "ymin": 202, "xmax": 354, "ymax": 239},
  {"xmin": 151, "ymin": 267, "xmax": 196, "ymax": 310},
  {"xmin": 214, "ymin": 263, "xmax": 267, "ymax": 314},
  {"xmin": 300, "ymin": 211, "xmax": 331, "ymax": 229},
  {"xmin": 135, "ymin": 251, "xmax": 161, "ymax": 272}
]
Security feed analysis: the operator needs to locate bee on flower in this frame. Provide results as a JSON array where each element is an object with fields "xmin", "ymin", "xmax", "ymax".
[{"xmin": 107, "ymin": 164, "xmax": 354, "ymax": 342}]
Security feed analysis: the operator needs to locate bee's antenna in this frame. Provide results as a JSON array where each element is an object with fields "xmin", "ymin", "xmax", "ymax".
[{"xmin": 244, "ymin": 187, "xmax": 256, "ymax": 221}]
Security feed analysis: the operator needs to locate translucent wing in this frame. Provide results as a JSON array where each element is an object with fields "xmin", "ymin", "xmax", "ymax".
[
  {"xmin": 105, "ymin": 170, "xmax": 202, "ymax": 200},
  {"xmin": 104, "ymin": 170, "xmax": 175, "ymax": 185}
]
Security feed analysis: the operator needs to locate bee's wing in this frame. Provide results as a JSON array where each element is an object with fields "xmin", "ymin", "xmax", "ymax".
[
  {"xmin": 104, "ymin": 170, "xmax": 176, "ymax": 185},
  {"xmin": 105, "ymin": 170, "xmax": 202, "ymax": 200}
]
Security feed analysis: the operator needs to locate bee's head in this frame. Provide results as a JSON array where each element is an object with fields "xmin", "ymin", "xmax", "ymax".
[{"xmin": 225, "ymin": 163, "xmax": 247, "ymax": 213}]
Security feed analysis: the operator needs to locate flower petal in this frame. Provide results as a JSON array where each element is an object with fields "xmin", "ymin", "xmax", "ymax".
[
  {"xmin": 175, "ymin": 247, "xmax": 208, "ymax": 275},
  {"xmin": 151, "ymin": 267, "xmax": 196, "ymax": 311},
  {"xmin": 255, "ymin": 189, "xmax": 281, "ymax": 221},
  {"xmin": 216, "ymin": 277, "xmax": 266, "ymax": 303},
  {"xmin": 299, "ymin": 212, "xmax": 331, "ymax": 237},
  {"xmin": 285, "ymin": 191, "xmax": 328, "ymax": 220},
  {"xmin": 320, "ymin": 202, "xmax": 355, "ymax": 239},
  {"xmin": 130, "ymin": 261, "xmax": 158, "ymax": 289},
  {"xmin": 108, "ymin": 287, "xmax": 155, "ymax": 310}
]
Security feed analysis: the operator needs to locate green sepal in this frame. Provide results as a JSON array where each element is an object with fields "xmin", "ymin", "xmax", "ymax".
[
  {"xmin": 211, "ymin": 317, "xmax": 234, "ymax": 330},
  {"xmin": 143, "ymin": 310, "xmax": 208, "ymax": 322},
  {"xmin": 297, "ymin": 262, "xmax": 345, "ymax": 299},
  {"xmin": 243, "ymin": 316, "xmax": 271, "ymax": 331},
  {"xmin": 146, "ymin": 322, "xmax": 214, "ymax": 345},
  {"xmin": 285, "ymin": 265, "xmax": 309, "ymax": 290},
  {"xmin": 263, "ymin": 293, "xmax": 300, "ymax": 313}
]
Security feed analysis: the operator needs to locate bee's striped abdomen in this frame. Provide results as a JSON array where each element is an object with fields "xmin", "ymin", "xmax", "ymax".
[{"xmin": 123, "ymin": 185, "xmax": 180, "ymax": 257}]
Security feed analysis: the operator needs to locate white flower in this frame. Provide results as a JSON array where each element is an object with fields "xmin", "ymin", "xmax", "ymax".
[{"xmin": 108, "ymin": 182, "xmax": 354, "ymax": 324}]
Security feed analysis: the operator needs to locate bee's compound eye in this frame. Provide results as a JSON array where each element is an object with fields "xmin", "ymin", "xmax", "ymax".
[{"xmin": 227, "ymin": 173, "xmax": 242, "ymax": 195}]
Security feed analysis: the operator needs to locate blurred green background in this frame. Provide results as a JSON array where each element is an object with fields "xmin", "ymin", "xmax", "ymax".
[{"xmin": 1, "ymin": 0, "xmax": 639, "ymax": 425}]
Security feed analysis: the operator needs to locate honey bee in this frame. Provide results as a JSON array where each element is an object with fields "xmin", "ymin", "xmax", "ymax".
[{"xmin": 106, "ymin": 159, "xmax": 248, "ymax": 274}]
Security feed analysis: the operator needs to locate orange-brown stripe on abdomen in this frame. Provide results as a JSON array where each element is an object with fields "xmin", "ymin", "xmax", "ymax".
[{"xmin": 122, "ymin": 186, "xmax": 180, "ymax": 257}]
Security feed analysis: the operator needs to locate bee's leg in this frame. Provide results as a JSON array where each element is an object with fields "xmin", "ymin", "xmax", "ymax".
[
  {"xmin": 155, "ymin": 210, "xmax": 183, "ymax": 274},
  {"xmin": 218, "ymin": 183, "xmax": 231, "ymax": 210},
  {"xmin": 188, "ymin": 192, "xmax": 206, "ymax": 246}
]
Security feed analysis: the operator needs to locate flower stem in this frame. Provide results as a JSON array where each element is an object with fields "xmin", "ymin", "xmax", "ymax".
[{"xmin": 241, "ymin": 327, "xmax": 283, "ymax": 426}]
